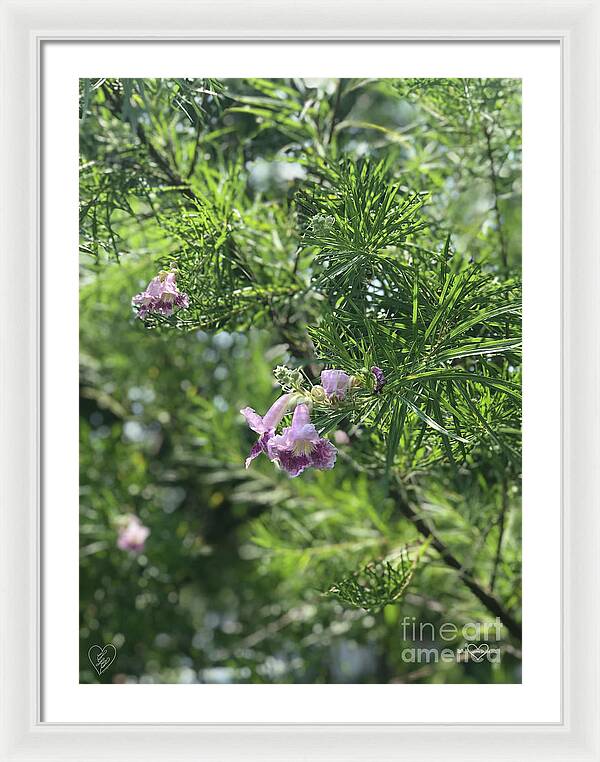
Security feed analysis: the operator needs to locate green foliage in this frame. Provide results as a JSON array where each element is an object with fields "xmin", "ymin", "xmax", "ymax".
[
  {"xmin": 326, "ymin": 553, "xmax": 417, "ymax": 613},
  {"xmin": 79, "ymin": 77, "xmax": 522, "ymax": 685},
  {"xmin": 293, "ymin": 157, "xmax": 521, "ymax": 476},
  {"xmin": 298, "ymin": 158, "xmax": 427, "ymax": 256}
]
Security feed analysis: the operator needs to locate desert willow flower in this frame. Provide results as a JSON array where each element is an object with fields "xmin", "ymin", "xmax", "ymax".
[
  {"xmin": 117, "ymin": 515, "xmax": 150, "ymax": 553},
  {"xmin": 240, "ymin": 393, "xmax": 296, "ymax": 469},
  {"xmin": 320, "ymin": 369, "xmax": 352, "ymax": 400},
  {"xmin": 132, "ymin": 270, "xmax": 189, "ymax": 320},
  {"xmin": 266, "ymin": 404, "xmax": 337, "ymax": 478}
]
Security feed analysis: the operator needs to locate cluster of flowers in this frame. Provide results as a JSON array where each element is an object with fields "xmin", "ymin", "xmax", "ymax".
[
  {"xmin": 132, "ymin": 270, "xmax": 190, "ymax": 320},
  {"xmin": 115, "ymin": 365, "xmax": 385, "ymax": 550},
  {"xmin": 241, "ymin": 367, "xmax": 385, "ymax": 478}
]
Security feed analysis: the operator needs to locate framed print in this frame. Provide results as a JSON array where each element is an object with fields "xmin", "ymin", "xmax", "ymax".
[
  {"xmin": 1, "ymin": 1, "xmax": 599, "ymax": 760},
  {"xmin": 45, "ymin": 40, "xmax": 559, "ymax": 723}
]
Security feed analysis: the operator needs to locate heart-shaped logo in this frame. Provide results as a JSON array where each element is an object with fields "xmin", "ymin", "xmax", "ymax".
[
  {"xmin": 466, "ymin": 643, "xmax": 490, "ymax": 662},
  {"xmin": 88, "ymin": 643, "xmax": 117, "ymax": 675}
]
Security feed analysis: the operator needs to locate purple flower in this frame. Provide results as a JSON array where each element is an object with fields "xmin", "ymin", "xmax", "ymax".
[
  {"xmin": 321, "ymin": 369, "xmax": 352, "ymax": 400},
  {"xmin": 132, "ymin": 271, "xmax": 189, "ymax": 320},
  {"xmin": 117, "ymin": 515, "xmax": 150, "ymax": 553},
  {"xmin": 240, "ymin": 393, "xmax": 295, "ymax": 469},
  {"xmin": 371, "ymin": 366, "xmax": 386, "ymax": 393},
  {"xmin": 267, "ymin": 404, "xmax": 337, "ymax": 478}
]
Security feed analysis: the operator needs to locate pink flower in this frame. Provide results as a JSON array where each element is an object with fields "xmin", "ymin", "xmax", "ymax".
[
  {"xmin": 132, "ymin": 271, "xmax": 189, "ymax": 320},
  {"xmin": 117, "ymin": 515, "xmax": 150, "ymax": 553},
  {"xmin": 334, "ymin": 430, "xmax": 350, "ymax": 445},
  {"xmin": 267, "ymin": 404, "xmax": 337, "ymax": 477},
  {"xmin": 321, "ymin": 369, "xmax": 352, "ymax": 400},
  {"xmin": 240, "ymin": 393, "xmax": 295, "ymax": 469}
]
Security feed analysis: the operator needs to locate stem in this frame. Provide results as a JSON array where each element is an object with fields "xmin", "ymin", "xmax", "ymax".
[
  {"xmin": 484, "ymin": 125, "xmax": 508, "ymax": 272},
  {"xmin": 483, "ymin": 119, "xmax": 513, "ymax": 582},
  {"xmin": 392, "ymin": 487, "xmax": 522, "ymax": 642},
  {"xmin": 490, "ymin": 479, "xmax": 508, "ymax": 591},
  {"xmin": 327, "ymin": 79, "xmax": 343, "ymax": 146},
  {"xmin": 186, "ymin": 119, "xmax": 203, "ymax": 179}
]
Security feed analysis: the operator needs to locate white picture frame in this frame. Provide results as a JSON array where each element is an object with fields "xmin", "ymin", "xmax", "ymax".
[{"xmin": 1, "ymin": 0, "xmax": 598, "ymax": 759}]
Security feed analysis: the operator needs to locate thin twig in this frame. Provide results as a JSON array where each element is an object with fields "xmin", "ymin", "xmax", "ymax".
[
  {"xmin": 327, "ymin": 79, "xmax": 343, "ymax": 145},
  {"xmin": 490, "ymin": 479, "xmax": 508, "ymax": 591},
  {"xmin": 484, "ymin": 124, "xmax": 508, "ymax": 272},
  {"xmin": 186, "ymin": 119, "xmax": 203, "ymax": 180}
]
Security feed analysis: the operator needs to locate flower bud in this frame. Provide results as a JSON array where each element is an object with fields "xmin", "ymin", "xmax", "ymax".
[
  {"xmin": 273, "ymin": 365, "xmax": 304, "ymax": 392},
  {"xmin": 308, "ymin": 213, "xmax": 335, "ymax": 237},
  {"xmin": 310, "ymin": 385, "xmax": 328, "ymax": 403},
  {"xmin": 371, "ymin": 366, "xmax": 386, "ymax": 393}
]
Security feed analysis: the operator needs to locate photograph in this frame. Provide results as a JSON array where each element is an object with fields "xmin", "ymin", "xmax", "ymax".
[{"xmin": 79, "ymin": 76, "xmax": 522, "ymax": 685}]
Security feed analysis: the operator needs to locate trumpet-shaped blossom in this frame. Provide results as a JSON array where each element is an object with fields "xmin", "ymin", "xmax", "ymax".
[
  {"xmin": 117, "ymin": 515, "xmax": 150, "ymax": 553},
  {"xmin": 240, "ymin": 393, "xmax": 294, "ymax": 469},
  {"xmin": 267, "ymin": 404, "xmax": 337, "ymax": 478},
  {"xmin": 321, "ymin": 369, "xmax": 352, "ymax": 400},
  {"xmin": 132, "ymin": 271, "xmax": 189, "ymax": 320},
  {"xmin": 371, "ymin": 366, "xmax": 386, "ymax": 393}
]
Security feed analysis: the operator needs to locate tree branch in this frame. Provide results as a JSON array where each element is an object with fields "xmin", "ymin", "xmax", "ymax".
[
  {"xmin": 327, "ymin": 79, "xmax": 343, "ymax": 146},
  {"xmin": 484, "ymin": 125, "xmax": 509, "ymax": 273},
  {"xmin": 392, "ymin": 487, "xmax": 522, "ymax": 641},
  {"xmin": 490, "ymin": 478, "xmax": 508, "ymax": 591}
]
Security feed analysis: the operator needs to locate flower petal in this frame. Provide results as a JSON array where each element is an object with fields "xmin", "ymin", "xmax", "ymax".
[
  {"xmin": 321, "ymin": 369, "xmax": 351, "ymax": 400},
  {"xmin": 275, "ymin": 449, "xmax": 311, "ymax": 477},
  {"xmin": 240, "ymin": 406, "xmax": 266, "ymax": 434},
  {"xmin": 245, "ymin": 432, "xmax": 272, "ymax": 468},
  {"xmin": 175, "ymin": 292, "xmax": 189, "ymax": 309},
  {"xmin": 266, "ymin": 430, "xmax": 291, "ymax": 456},
  {"xmin": 288, "ymin": 404, "xmax": 319, "ymax": 444},
  {"xmin": 310, "ymin": 439, "xmax": 337, "ymax": 470},
  {"xmin": 261, "ymin": 393, "xmax": 294, "ymax": 431}
]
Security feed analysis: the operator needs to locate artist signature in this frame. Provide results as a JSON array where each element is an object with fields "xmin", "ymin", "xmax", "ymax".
[{"xmin": 87, "ymin": 643, "xmax": 118, "ymax": 675}]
